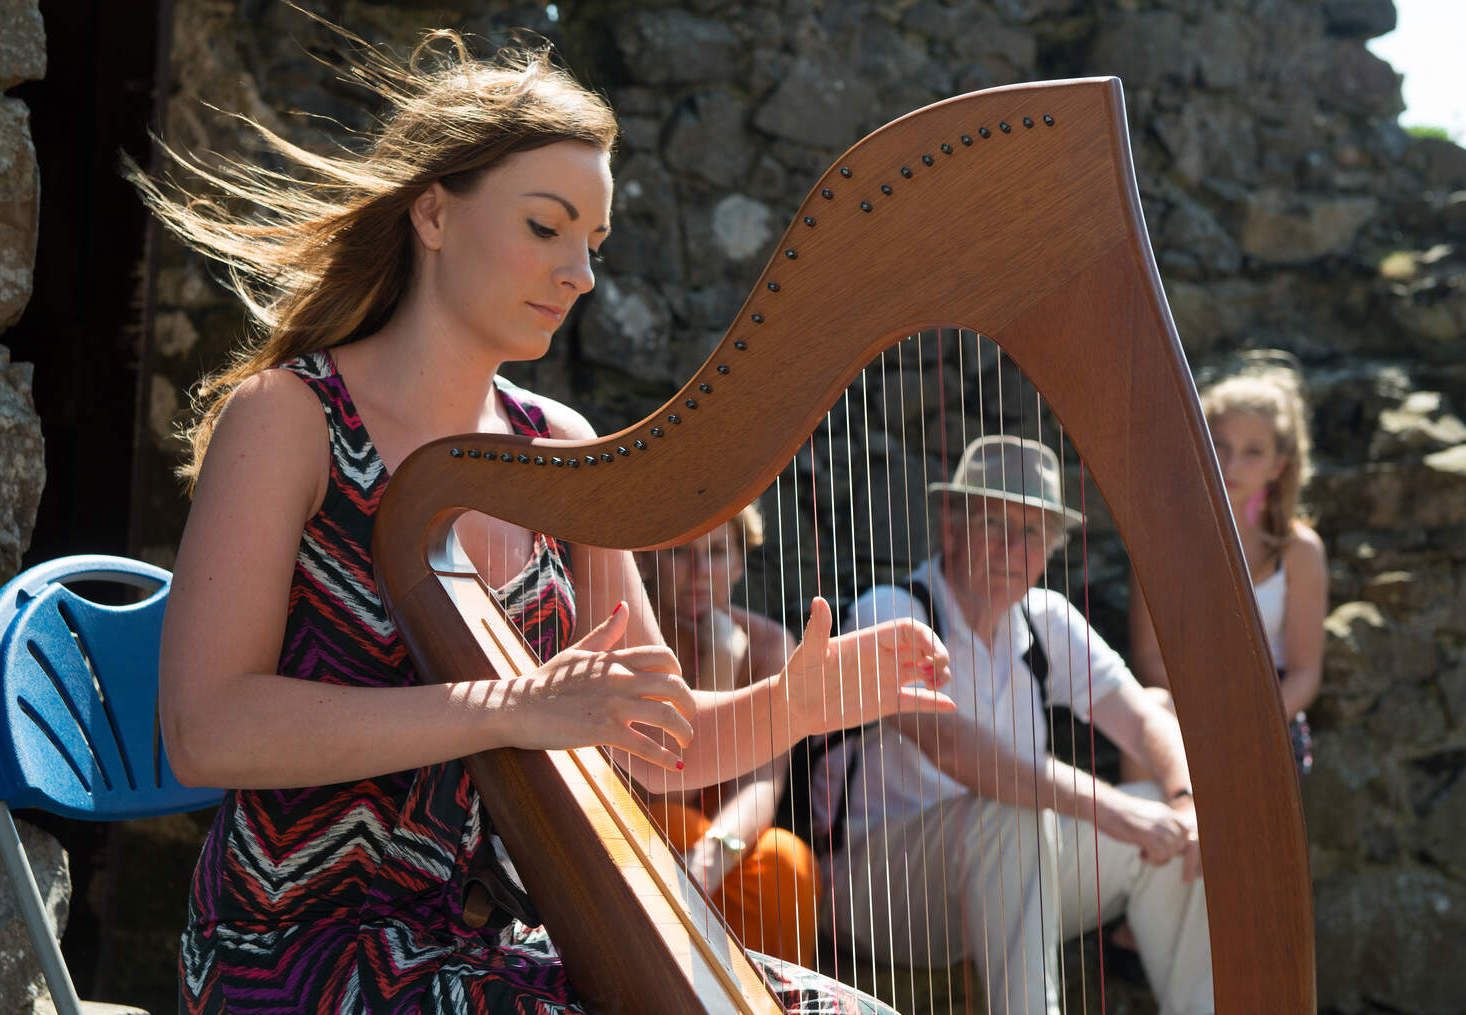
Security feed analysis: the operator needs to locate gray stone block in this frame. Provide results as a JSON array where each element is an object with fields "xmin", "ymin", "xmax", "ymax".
[{"xmin": 0, "ymin": 818, "xmax": 70, "ymax": 1014}]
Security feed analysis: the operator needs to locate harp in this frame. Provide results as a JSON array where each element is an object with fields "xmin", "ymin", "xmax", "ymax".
[{"xmin": 372, "ymin": 78, "xmax": 1313, "ymax": 1012}]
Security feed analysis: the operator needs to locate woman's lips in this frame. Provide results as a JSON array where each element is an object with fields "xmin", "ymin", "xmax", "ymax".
[{"xmin": 528, "ymin": 302, "xmax": 565, "ymax": 323}]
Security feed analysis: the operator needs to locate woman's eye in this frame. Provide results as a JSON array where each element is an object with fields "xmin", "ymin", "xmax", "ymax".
[
  {"xmin": 528, "ymin": 220, "xmax": 557, "ymax": 239},
  {"xmin": 588, "ymin": 247, "xmax": 606, "ymax": 264}
]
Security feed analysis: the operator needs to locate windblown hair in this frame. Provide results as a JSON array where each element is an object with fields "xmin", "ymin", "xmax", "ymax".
[
  {"xmin": 1200, "ymin": 351, "xmax": 1314, "ymax": 556},
  {"xmin": 131, "ymin": 20, "xmax": 617, "ymax": 490}
]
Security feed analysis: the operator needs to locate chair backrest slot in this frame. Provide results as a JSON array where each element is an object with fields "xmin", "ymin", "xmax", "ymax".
[
  {"xmin": 15, "ymin": 696, "xmax": 93, "ymax": 793},
  {"xmin": 56, "ymin": 599, "xmax": 139, "ymax": 792},
  {"xmin": 24, "ymin": 638, "xmax": 113, "ymax": 792}
]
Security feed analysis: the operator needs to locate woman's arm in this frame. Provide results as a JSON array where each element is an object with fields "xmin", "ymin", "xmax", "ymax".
[
  {"xmin": 692, "ymin": 610, "xmax": 799, "ymax": 842},
  {"xmin": 538, "ymin": 398, "xmax": 955, "ymax": 792},
  {"xmin": 1279, "ymin": 523, "xmax": 1328, "ymax": 716},
  {"xmin": 162, "ymin": 372, "xmax": 693, "ymax": 789},
  {"xmin": 1127, "ymin": 572, "xmax": 1171, "ymax": 690}
]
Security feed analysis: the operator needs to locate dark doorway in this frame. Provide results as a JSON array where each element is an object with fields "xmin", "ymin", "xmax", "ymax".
[
  {"xmin": 8, "ymin": 0, "xmax": 171, "ymax": 567},
  {"xmin": 6, "ymin": 0, "xmax": 172, "ymax": 1003}
]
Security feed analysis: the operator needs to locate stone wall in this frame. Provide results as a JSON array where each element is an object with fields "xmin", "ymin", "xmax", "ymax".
[
  {"xmin": 0, "ymin": 0, "xmax": 46, "ymax": 582},
  {"xmin": 0, "ymin": 1, "xmax": 68, "ymax": 1011},
  {"xmin": 127, "ymin": 1, "xmax": 1466, "ymax": 1012}
]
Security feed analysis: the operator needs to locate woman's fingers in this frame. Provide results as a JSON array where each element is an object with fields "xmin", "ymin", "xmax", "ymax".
[
  {"xmin": 801, "ymin": 596, "xmax": 833, "ymax": 655},
  {"xmin": 893, "ymin": 685, "xmax": 958, "ymax": 714},
  {"xmin": 608, "ymin": 644, "xmax": 683, "ymax": 674},
  {"xmin": 626, "ymin": 671, "xmax": 697, "ymax": 720},
  {"xmin": 620, "ymin": 698, "xmax": 695, "ymax": 748},
  {"xmin": 575, "ymin": 601, "xmax": 629, "ymax": 653},
  {"xmin": 783, "ymin": 597, "xmax": 833, "ymax": 681},
  {"xmin": 612, "ymin": 727, "xmax": 687, "ymax": 773}
]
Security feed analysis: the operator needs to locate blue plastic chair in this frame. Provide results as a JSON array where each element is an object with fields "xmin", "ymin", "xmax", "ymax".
[{"xmin": 0, "ymin": 556, "xmax": 223, "ymax": 1014}]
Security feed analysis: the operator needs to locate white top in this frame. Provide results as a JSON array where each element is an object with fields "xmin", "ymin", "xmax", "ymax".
[
  {"xmin": 1253, "ymin": 565, "xmax": 1287, "ymax": 668},
  {"xmin": 829, "ymin": 557, "xmax": 1139, "ymax": 845}
]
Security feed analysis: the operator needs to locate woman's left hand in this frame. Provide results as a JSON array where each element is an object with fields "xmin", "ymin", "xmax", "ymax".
[{"xmin": 780, "ymin": 597, "xmax": 955, "ymax": 739}]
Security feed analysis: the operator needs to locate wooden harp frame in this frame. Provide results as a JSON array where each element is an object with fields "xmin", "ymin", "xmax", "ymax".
[{"xmin": 373, "ymin": 77, "xmax": 1314, "ymax": 1013}]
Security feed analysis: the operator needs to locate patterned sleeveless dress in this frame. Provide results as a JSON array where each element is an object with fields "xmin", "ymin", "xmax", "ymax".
[{"xmin": 177, "ymin": 350, "xmax": 894, "ymax": 1015}]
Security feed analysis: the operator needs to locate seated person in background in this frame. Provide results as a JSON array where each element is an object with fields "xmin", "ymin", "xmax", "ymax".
[
  {"xmin": 638, "ymin": 504, "xmax": 819, "ymax": 965},
  {"xmin": 1129, "ymin": 355, "xmax": 1326, "ymax": 776},
  {"xmin": 831, "ymin": 435, "xmax": 1214, "ymax": 1015}
]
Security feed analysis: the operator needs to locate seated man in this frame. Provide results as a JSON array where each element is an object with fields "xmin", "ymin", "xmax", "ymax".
[{"xmin": 828, "ymin": 435, "xmax": 1213, "ymax": 1015}]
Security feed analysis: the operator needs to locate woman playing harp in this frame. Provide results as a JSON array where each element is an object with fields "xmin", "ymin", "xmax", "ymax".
[{"xmin": 145, "ymin": 30, "xmax": 953, "ymax": 1013}]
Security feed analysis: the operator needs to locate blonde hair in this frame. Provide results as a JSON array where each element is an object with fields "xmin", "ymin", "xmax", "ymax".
[
  {"xmin": 131, "ymin": 21, "xmax": 617, "ymax": 490},
  {"xmin": 1200, "ymin": 352, "xmax": 1313, "ymax": 556}
]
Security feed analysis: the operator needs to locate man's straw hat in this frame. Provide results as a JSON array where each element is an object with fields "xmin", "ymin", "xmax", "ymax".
[{"xmin": 928, "ymin": 434, "xmax": 1084, "ymax": 527}]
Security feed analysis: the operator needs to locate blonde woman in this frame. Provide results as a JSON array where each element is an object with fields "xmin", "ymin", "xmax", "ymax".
[
  {"xmin": 143, "ymin": 26, "xmax": 951, "ymax": 1013},
  {"xmin": 1129, "ymin": 354, "xmax": 1327, "ymax": 775}
]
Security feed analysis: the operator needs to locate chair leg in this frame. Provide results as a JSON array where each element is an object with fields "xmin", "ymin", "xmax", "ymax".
[{"xmin": 0, "ymin": 801, "xmax": 83, "ymax": 1015}]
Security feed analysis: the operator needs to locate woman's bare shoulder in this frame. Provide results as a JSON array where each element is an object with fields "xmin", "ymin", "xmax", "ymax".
[
  {"xmin": 1286, "ymin": 520, "xmax": 1326, "ymax": 566},
  {"xmin": 196, "ymin": 367, "xmax": 330, "ymax": 515},
  {"xmin": 511, "ymin": 383, "xmax": 597, "ymax": 441},
  {"xmin": 1283, "ymin": 520, "xmax": 1327, "ymax": 596}
]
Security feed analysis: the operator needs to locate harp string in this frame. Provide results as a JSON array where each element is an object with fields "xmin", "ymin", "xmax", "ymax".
[
  {"xmin": 1080, "ymin": 463, "xmax": 1108, "ymax": 1009},
  {"xmin": 882, "ymin": 338, "xmax": 911, "ymax": 1001},
  {"xmin": 1012, "ymin": 345, "xmax": 1052, "ymax": 1006},
  {"xmin": 953, "ymin": 330, "xmax": 993, "ymax": 1015},
  {"xmin": 1034, "ymin": 384, "xmax": 1070, "ymax": 1011},
  {"xmin": 1033, "ymin": 379, "xmax": 1067, "ymax": 1009},
  {"xmin": 880, "ymin": 353, "xmax": 916, "ymax": 1005},
  {"xmin": 1055, "ymin": 429, "xmax": 1093, "ymax": 1015},
  {"xmin": 841, "ymin": 384, "xmax": 876, "ymax": 995},
  {"xmin": 913, "ymin": 329, "xmax": 949, "ymax": 1007},
  {"xmin": 824, "ymin": 405, "xmax": 858, "ymax": 994},
  {"xmin": 932, "ymin": 328, "xmax": 960, "ymax": 1013},
  {"xmin": 873, "ymin": 347, "xmax": 906, "ymax": 1005},
  {"xmin": 895, "ymin": 334, "xmax": 931, "ymax": 1002}
]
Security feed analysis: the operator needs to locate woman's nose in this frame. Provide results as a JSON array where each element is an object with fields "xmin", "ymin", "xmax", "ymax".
[{"xmin": 560, "ymin": 253, "xmax": 596, "ymax": 295}]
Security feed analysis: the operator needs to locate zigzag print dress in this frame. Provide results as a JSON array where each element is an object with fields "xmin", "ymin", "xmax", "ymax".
[{"xmin": 178, "ymin": 350, "xmax": 893, "ymax": 1015}]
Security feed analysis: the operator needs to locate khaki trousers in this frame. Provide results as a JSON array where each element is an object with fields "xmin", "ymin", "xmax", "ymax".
[{"xmin": 829, "ymin": 783, "xmax": 1214, "ymax": 1015}]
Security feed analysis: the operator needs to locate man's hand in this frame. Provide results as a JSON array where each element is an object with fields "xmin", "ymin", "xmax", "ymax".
[
  {"xmin": 1098, "ymin": 791, "xmax": 1198, "ymax": 873},
  {"xmin": 1170, "ymin": 796, "xmax": 1202, "ymax": 883}
]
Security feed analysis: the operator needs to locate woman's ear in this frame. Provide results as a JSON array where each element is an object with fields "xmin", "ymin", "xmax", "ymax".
[{"xmin": 409, "ymin": 182, "xmax": 449, "ymax": 251}]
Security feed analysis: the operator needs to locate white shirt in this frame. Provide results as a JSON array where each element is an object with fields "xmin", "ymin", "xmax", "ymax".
[
  {"xmin": 1253, "ymin": 565, "xmax": 1287, "ymax": 667},
  {"xmin": 832, "ymin": 557, "xmax": 1139, "ymax": 845}
]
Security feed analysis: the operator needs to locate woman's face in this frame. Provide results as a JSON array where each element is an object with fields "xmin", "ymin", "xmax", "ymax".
[
  {"xmin": 642, "ymin": 522, "xmax": 745, "ymax": 626},
  {"xmin": 1210, "ymin": 410, "xmax": 1285, "ymax": 511},
  {"xmin": 422, "ymin": 141, "xmax": 613, "ymax": 362}
]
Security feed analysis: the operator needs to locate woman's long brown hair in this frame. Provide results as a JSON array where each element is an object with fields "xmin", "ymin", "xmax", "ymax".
[{"xmin": 130, "ymin": 18, "xmax": 617, "ymax": 490}]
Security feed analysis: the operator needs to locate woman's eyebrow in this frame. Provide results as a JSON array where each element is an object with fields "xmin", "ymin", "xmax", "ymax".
[{"xmin": 523, "ymin": 191, "xmax": 610, "ymax": 234}]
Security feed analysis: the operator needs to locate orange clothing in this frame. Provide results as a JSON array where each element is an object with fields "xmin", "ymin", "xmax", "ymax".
[{"xmin": 650, "ymin": 800, "xmax": 820, "ymax": 966}]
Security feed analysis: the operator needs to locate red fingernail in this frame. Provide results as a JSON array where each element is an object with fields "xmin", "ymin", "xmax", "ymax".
[
  {"xmin": 675, "ymin": 760, "xmax": 685, "ymax": 771},
  {"xmin": 612, "ymin": 602, "xmax": 624, "ymax": 617}
]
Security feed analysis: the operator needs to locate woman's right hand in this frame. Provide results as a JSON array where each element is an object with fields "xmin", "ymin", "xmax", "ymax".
[
  {"xmin": 780, "ymin": 597, "xmax": 956, "ymax": 739},
  {"xmin": 496, "ymin": 603, "xmax": 696, "ymax": 771}
]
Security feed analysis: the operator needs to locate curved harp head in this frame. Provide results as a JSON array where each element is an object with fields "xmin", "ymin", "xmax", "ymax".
[{"xmin": 375, "ymin": 77, "xmax": 1314, "ymax": 1013}]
